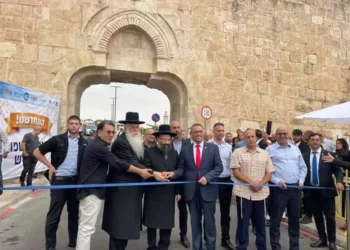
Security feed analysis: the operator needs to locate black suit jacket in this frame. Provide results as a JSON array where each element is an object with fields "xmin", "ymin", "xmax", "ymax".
[
  {"xmin": 258, "ymin": 139, "xmax": 268, "ymax": 150},
  {"xmin": 298, "ymin": 141, "xmax": 310, "ymax": 154},
  {"xmin": 303, "ymin": 149, "xmax": 343, "ymax": 198},
  {"xmin": 38, "ymin": 132, "xmax": 88, "ymax": 181}
]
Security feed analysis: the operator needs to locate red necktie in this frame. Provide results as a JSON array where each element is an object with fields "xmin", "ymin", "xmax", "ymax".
[{"xmin": 195, "ymin": 144, "xmax": 201, "ymax": 168}]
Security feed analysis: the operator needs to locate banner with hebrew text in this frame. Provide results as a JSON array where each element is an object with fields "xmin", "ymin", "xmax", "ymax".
[{"xmin": 0, "ymin": 81, "xmax": 60, "ymax": 180}]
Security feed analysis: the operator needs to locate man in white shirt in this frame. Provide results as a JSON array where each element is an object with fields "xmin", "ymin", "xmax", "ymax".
[{"xmin": 208, "ymin": 123, "xmax": 234, "ymax": 250}]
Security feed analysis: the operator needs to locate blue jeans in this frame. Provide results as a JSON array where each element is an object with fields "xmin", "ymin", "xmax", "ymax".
[{"xmin": 0, "ymin": 156, "xmax": 3, "ymax": 188}]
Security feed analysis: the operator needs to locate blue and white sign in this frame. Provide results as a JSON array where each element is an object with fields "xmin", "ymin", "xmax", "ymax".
[
  {"xmin": 0, "ymin": 81, "xmax": 61, "ymax": 180},
  {"xmin": 151, "ymin": 113, "xmax": 160, "ymax": 123}
]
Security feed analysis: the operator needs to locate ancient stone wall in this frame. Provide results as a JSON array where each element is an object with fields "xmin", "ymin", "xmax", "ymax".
[{"xmin": 0, "ymin": 0, "xmax": 350, "ymax": 135}]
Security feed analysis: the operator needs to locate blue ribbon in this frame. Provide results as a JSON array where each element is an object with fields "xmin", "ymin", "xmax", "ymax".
[{"xmin": 0, "ymin": 181, "xmax": 337, "ymax": 191}]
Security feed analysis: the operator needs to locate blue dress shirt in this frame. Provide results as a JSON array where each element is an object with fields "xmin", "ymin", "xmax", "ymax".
[{"xmin": 266, "ymin": 142, "xmax": 307, "ymax": 184}]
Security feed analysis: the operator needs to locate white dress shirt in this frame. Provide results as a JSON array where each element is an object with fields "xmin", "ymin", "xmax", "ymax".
[
  {"xmin": 309, "ymin": 147, "xmax": 322, "ymax": 185},
  {"xmin": 208, "ymin": 139, "xmax": 232, "ymax": 178},
  {"xmin": 193, "ymin": 141, "xmax": 204, "ymax": 165}
]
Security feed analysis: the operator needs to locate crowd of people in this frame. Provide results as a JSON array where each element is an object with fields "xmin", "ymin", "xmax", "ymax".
[{"xmin": 1, "ymin": 111, "xmax": 350, "ymax": 250}]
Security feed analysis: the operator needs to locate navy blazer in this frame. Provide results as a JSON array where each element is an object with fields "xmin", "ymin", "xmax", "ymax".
[
  {"xmin": 173, "ymin": 142, "xmax": 223, "ymax": 202},
  {"xmin": 303, "ymin": 149, "xmax": 343, "ymax": 198}
]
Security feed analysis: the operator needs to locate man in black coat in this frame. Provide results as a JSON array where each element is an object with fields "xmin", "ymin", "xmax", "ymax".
[
  {"xmin": 171, "ymin": 120, "xmax": 191, "ymax": 248},
  {"xmin": 292, "ymin": 129, "xmax": 313, "ymax": 225},
  {"xmin": 33, "ymin": 115, "xmax": 88, "ymax": 250},
  {"xmin": 293, "ymin": 129, "xmax": 310, "ymax": 154},
  {"xmin": 303, "ymin": 133, "xmax": 343, "ymax": 250},
  {"xmin": 101, "ymin": 112, "xmax": 165, "ymax": 250},
  {"xmin": 143, "ymin": 124, "xmax": 181, "ymax": 250}
]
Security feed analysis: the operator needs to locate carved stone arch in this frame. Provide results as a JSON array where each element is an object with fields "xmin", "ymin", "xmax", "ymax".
[{"xmin": 89, "ymin": 10, "xmax": 173, "ymax": 59}]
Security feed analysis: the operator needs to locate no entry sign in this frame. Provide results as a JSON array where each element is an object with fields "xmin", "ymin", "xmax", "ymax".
[{"xmin": 201, "ymin": 106, "xmax": 212, "ymax": 120}]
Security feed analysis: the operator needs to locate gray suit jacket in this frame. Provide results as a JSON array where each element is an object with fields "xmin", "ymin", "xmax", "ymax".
[{"xmin": 173, "ymin": 142, "xmax": 223, "ymax": 202}]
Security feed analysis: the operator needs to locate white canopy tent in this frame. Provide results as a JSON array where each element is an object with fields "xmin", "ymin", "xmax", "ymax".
[{"xmin": 295, "ymin": 102, "xmax": 350, "ymax": 125}]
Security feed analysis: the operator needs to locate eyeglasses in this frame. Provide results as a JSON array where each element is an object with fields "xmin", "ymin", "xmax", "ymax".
[
  {"xmin": 192, "ymin": 131, "xmax": 203, "ymax": 134},
  {"xmin": 276, "ymin": 133, "xmax": 288, "ymax": 136},
  {"xmin": 106, "ymin": 131, "xmax": 116, "ymax": 135}
]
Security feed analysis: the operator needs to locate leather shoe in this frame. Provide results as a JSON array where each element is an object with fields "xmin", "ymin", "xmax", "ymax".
[
  {"xmin": 221, "ymin": 239, "xmax": 234, "ymax": 250},
  {"xmin": 329, "ymin": 242, "xmax": 338, "ymax": 250},
  {"xmin": 310, "ymin": 239, "xmax": 327, "ymax": 248},
  {"xmin": 180, "ymin": 235, "xmax": 190, "ymax": 248},
  {"xmin": 68, "ymin": 241, "xmax": 76, "ymax": 248}
]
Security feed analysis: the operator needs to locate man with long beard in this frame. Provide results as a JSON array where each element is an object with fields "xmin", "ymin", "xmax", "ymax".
[
  {"xmin": 102, "ymin": 112, "xmax": 165, "ymax": 250},
  {"xmin": 143, "ymin": 124, "xmax": 181, "ymax": 250}
]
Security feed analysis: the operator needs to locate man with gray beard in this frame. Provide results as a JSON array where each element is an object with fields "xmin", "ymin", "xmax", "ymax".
[{"xmin": 102, "ymin": 112, "xmax": 165, "ymax": 250}]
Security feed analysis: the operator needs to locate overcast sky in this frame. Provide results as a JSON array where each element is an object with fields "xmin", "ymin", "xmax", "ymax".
[{"xmin": 80, "ymin": 83, "xmax": 170, "ymax": 125}]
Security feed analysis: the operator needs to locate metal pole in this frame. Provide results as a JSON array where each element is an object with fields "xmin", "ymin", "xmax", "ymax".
[
  {"xmin": 204, "ymin": 120, "xmax": 207, "ymax": 132},
  {"xmin": 346, "ymin": 184, "xmax": 350, "ymax": 250},
  {"xmin": 110, "ymin": 86, "xmax": 122, "ymax": 122},
  {"xmin": 110, "ymin": 98, "xmax": 115, "ymax": 120},
  {"xmin": 114, "ymin": 87, "xmax": 117, "ymax": 122}
]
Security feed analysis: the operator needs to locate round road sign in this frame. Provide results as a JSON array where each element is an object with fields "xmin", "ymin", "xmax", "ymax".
[
  {"xmin": 151, "ymin": 113, "xmax": 160, "ymax": 122},
  {"xmin": 201, "ymin": 106, "xmax": 212, "ymax": 120}
]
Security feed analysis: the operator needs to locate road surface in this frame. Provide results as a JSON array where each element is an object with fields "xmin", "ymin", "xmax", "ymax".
[{"xmin": 0, "ymin": 191, "xmax": 321, "ymax": 250}]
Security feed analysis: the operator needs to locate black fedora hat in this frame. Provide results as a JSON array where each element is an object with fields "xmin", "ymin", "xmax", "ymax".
[
  {"xmin": 153, "ymin": 124, "xmax": 177, "ymax": 137},
  {"xmin": 118, "ymin": 112, "xmax": 145, "ymax": 124}
]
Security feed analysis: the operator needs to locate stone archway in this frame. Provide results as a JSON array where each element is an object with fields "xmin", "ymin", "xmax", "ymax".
[
  {"xmin": 64, "ymin": 9, "xmax": 187, "ymax": 130},
  {"xmin": 67, "ymin": 67, "xmax": 188, "ymax": 127}
]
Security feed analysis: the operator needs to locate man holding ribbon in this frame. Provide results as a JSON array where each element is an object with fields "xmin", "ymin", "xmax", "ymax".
[
  {"xmin": 76, "ymin": 120, "xmax": 152, "ymax": 250},
  {"xmin": 143, "ymin": 124, "xmax": 180, "ymax": 250},
  {"xmin": 34, "ymin": 115, "xmax": 88, "ymax": 250},
  {"xmin": 102, "ymin": 112, "xmax": 165, "ymax": 250},
  {"xmin": 303, "ymin": 133, "xmax": 343, "ymax": 250},
  {"xmin": 171, "ymin": 123, "xmax": 223, "ymax": 250},
  {"xmin": 266, "ymin": 127, "xmax": 307, "ymax": 250},
  {"xmin": 231, "ymin": 128, "xmax": 274, "ymax": 250}
]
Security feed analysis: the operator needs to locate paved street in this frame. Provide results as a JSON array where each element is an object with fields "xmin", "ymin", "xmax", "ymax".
[{"xmin": 0, "ymin": 191, "xmax": 319, "ymax": 250}]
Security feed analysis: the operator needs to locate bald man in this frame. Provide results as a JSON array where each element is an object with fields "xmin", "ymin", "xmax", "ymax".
[
  {"xmin": 20, "ymin": 126, "xmax": 42, "ymax": 186},
  {"xmin": 143, "ymin": 128, "xmax": 156, "ymax": 149},
  {"xmin": 266, "ymin": 127, "xmax": 307, "ymax": 250},
  {"xmin": 171, "ymin": 121, "xmax": 191, "ymax": 248}
]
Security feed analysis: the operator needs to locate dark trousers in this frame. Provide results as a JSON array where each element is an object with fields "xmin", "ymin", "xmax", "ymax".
[
  {"xmin": 218, "ymin": 177, "xmax": 233, "ymax": 240},
  {"xmin": 188, "ymin": 184, "xmax": 216, "ymax": 250},
  {"xmin": 302, "ymin": 196, "xmax": 313, "ymax": 218},
  {"xmin": 269, "ymin": 187, "xmax": 301, "ymax": 250},
  {"xmin": 147, "ymin": 227, "xmax": 172, "ymax": 250},
  {"xmin": 45, "ymin": 178, "xmax": 79, "ymax": 249},
  {"xmin": 20, "ymin": 155, "xmax": 38, "ymax": 185},
  {"xmin": 177, "ymin": 193, "xmax": 188, "ymax": 236},
  {"xmin": 236, "ymin": 196, "xmax": 266, "ymax": 250},
  {"xmin": 310, "ymin": 191, "xmax": 336, "ymax": 242},
  {"xmin": 109, "ymin": 237, "xmax": 128, "ymax": 250}
]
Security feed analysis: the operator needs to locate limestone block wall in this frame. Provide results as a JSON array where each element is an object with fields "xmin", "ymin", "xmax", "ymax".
[{"xmin": 0, "ymin": 0, "xmax": 349, "ymax": 135}]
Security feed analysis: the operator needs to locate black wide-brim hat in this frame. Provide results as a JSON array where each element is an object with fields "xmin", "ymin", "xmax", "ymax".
[
  {"xmin": 153, "ymin": 124, "xmax": 177, "ymax": 137},
  {"xmin": 118, "ymin": 112, "xmax": 145, "ymax": 124}
]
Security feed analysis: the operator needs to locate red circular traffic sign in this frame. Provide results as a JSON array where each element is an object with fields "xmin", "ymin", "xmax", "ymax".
[{"xmin": 201, "ymin": 106, "xmax": 212, "ymax": 120}]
